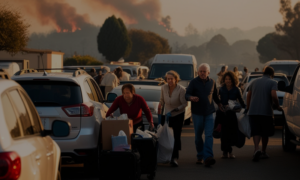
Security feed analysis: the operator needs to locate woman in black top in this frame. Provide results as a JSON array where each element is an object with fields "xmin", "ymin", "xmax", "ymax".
[{"xmin": 215, "ymin": 71, "xmax": 246, "ymax": 159}]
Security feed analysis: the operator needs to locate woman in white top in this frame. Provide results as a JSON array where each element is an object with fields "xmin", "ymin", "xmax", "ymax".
[{"xmin": 159, "ymin": 70, "xmax": 187, "ymax": 167}]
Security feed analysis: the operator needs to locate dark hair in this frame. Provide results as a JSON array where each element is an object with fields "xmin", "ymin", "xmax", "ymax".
[
  {"xmin": 263, "ymin": 66, "xmax": 275, "ymax": 77},
  {"xmin": 221, "ymin": 71, "xmax": 239, "ymax": 87},
  {"xmin": 122, "ymin": 84, "xmax": 136, "ymax": 94},
  {"xmin": 114, "ymin": 67, "xmax": 123, "ymax": 79},
  {"xmin": 244, "ymin": 67, "xmax": 248, "ymax": 72},
  {"xmin": 90, "ymin": 68, "xmax": 96, "ymax": 73}
]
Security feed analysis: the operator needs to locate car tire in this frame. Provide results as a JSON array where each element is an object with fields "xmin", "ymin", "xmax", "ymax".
[
  {"xmin": 84, "ymin": 145, "xmax": 100, "ymax": 177},
  {"xmin": 282, "ymin": 120, "xmax": 297, "ymax": 152},
  {"xmin": 56, "ymin": 170, "xmax": 61, "ymax": 180}
]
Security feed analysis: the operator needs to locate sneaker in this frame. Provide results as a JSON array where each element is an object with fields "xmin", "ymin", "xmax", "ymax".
[
  {"xmin": 229, "ymin": 153, "xmax": 236, "ymax": 159},
  {"xmin": 170, "ymin": 159, "xmax": 178, "ymax": 167},
  {"xmin": 221, "ymin": 153, "xmax": 228, "ymax": 159},
  {"xmin": 252, "ymin": 150, "xmax": 261, "ymax": 162},
  {"xmin": 196, "ymin": 159, "xmax": 203, "ymax": 164},
  {"xmin": 260, "ymin": 152, "xmax": 269, "ymax": 159},
  {"xmin": 204, "ymin": 157, "xmax": 216, "ymax": 167}
]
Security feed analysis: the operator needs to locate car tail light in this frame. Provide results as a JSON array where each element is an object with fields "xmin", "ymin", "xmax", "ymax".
[
  {"xmin": 0, "ymin": 152, "xmax": 21, "ymax": 180},
  {"xmin": 62, "ymin": 104, "xmax": 94, "ymax": 117}
]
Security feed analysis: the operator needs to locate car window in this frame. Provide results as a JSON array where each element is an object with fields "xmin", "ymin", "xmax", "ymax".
[
  {"xmin": 270, "ymin": 64, "xmax": 298, "ymax": 76},
  {"xmin": 89, "ymin": 78, "xmax": 104, "ymax": 102},
  {"xmin": 86, "ymin": 79, "xmax": 99, "ymax": 102},
  {"xmin": 9, "ymin": 90, "xmax": 34, "ymax": 136},
  {"xmin": 294, "ymin": 68, "xmax": 300, "ymax": 90},
  {"xmin": 123, "ymin": 69, "xmax": 131, "ymax": 75},
  {"xmin": 20, "ymin": 90, "xmax": 42, "ymax": 134},
  {"xmin": 113, "ymin": 89, "xmax": 161, "ymax": 102},
  {"xmin": 149, "ymin": 64, "xmax": 194, "ymax": 80},
  {"xmin": 2, "ymin": 94, "xmax": 21, "ymax": 138},
  {"xmin": 18, "ymin": 81, "xmax": 82, "ymax": 107},
  {"xmin": 84, "ymin": 80, "xmax": 95, "ymax": 101}
]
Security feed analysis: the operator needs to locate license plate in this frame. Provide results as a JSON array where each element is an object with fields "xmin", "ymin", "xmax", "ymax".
[{"xmin": 41, "ymin": 118, "xmax": 51, "ymax": 130}]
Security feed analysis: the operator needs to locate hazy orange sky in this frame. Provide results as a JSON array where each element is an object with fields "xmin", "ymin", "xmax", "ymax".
[{"xmin": 8, "ymin": 0, "xmax": 300, "ymax": 35}]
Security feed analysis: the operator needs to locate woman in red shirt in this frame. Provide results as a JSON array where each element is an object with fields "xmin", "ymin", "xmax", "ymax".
[{"xmin": 106, "ymin": 84, "xmax": 154, "ymax": 132}]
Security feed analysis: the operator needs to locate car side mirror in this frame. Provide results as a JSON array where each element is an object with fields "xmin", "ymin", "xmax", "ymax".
[
  {"xmin": 107, "ymin": 93, "xmax": 117, "ymax": 103},
  {"xmin": 278, "ymin": 81, "xmax": 287, "ymax": 92},
  {"xmin": 52, "ymin": 120, "xmax": 71, "ymax": 137}
]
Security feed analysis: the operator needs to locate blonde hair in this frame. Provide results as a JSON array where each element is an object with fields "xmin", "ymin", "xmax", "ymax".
[{"xmin": 165, "ymin": 70, "xmax": 181, "ymax": 83}]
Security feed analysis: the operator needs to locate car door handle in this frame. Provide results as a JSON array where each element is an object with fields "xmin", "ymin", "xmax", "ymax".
[
  {"xmin": 35, "ymin": 154, "xmax": 41, "ymax": 160},
  {"xmin": 46, "ymin": 152, "xmax": 53, "ymax": 157}
]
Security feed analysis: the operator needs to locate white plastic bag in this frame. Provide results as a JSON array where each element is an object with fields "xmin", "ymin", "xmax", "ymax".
[
  {"xmin": 118, "ymin": 114, "xmax": 128, "ymax": 120},
  {"xmin": 238, "ymin": 114, "xmax": 251, "ymax": 139},
  {"xmin": 156, "ymin": 122, "xmax": 174, "ymax": 163},
  {"xmin": 136, "ymin": 129, "xmax": 152, "ymax": 138}
]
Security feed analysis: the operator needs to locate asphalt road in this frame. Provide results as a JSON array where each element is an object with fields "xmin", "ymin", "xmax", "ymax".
[{"xmin": 61, "ymin": 125, "xmax": 300, "ymax": 180}]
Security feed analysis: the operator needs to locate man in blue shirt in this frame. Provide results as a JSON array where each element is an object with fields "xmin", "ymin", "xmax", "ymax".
[{"xmin": 186, "ymin": 63, "xmax": 223, "ymax": 167}]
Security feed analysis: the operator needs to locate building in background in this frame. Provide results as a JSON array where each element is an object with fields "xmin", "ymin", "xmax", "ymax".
[{"xmin": 0, "ymin": 48, "xmax": 64, "ymax": 70}]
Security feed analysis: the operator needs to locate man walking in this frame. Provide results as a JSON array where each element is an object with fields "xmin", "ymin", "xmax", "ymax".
[
  {"xmin": 246, "ymin": 66, "xmax": 282, "ymax": 162},
  {"xmin": 186, "ymin": 63, "xmax": 223, "ymax": 167}
]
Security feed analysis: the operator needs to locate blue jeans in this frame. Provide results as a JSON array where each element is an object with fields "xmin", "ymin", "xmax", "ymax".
[{"xmin": 192, "ymin": 113, "xmax": 214, "ymax": 161}]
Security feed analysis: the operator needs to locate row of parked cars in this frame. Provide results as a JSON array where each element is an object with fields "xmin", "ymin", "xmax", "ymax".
[{"xmin": 0, "ymin": 54, "xmax": 197, "ymax": 179}]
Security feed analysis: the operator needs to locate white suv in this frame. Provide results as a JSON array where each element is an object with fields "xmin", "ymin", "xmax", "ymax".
[
  {"xmin": 278, "ymin": 63, "xmax": 300, "ymax": 151},
  {"xmin": 12, "ymin": 69, "xmax": 108, "ymax": 173},
  {"xmin": 0, "ymin": 69, "xmax": 65, "ymax": 180}
]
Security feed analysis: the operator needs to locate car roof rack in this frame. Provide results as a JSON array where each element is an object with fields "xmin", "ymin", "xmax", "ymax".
[
  {"xmin": 0, "ymin": 69, "xmax": 11, "ymax": 80},
  {"xmin": 14, "ymin": 69, "xmax": 38, "ymax": 75},
  {"xmin": 73, "ymin": 69, "xmax": 87, "ymax": 77}
]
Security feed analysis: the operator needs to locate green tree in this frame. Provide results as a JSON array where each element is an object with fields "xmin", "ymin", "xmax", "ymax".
[
  {"xmin": 257, "ymin": 33, "xmax": 292, "ymax": 63},
  {"xmin": 97, "ymin": 15, "xmax": 132, "ymax": 61},
  {"xmin": 64, "ymin": 55, "xmax": 103, "ymax": 66},
  {"xmin": 273, "ymin": 0, "xmax": 300, "ymax": 59},
  {"xmin": 126, "ymin": 29, "xmax": 171, "ymax": 64},
  {"xmin": 0, "ymin": 5, "xmax": 30, "ymax": 55},
  {"xmin": 206, "ymin": 34, "xmax": 236, "ymax": 64}
]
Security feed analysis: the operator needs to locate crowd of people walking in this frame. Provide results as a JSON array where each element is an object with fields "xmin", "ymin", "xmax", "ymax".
[{"xmin": 95, "ymin": 62, "xmax": 279, "ymax": 168}]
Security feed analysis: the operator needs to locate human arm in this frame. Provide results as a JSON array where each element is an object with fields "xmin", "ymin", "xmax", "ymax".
[
  {"xmin": 174, "ymin": 87, "xmax": 188, "ymax": 112},
  {"xmin": 185, "ymin": 80, "xmax": 199, "ymax": 102},
  {"xmin": 237, "ymin": 87, "xmax": 246, "ymax": 108},
  {"xmin": 140, "ymin": 96, "xmax": 154, "ymax": 128},
  {"xmin": 105, "ymin": 97, "xmax": 120, "ymax": 118},
  {"xmin": 213, "ymin": 82, "xmax": 224, "ymax": 111},
  {"xmin": 271, "ymin": 90, "xmax": 282, "ymax": 111},
  {"xmin": 159, "ymin": 85, "xmax": 165, "ymax": 107}
]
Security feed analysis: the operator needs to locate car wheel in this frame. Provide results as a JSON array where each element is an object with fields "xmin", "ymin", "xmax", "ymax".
[
  {"xmin": 84, "ymin": 145, "xmax": 100, "ymax": 177},
  {"xmin": 56, "ymin": 170, "xmax": 61, "ymax": 180},
  {"xmin": 184, "ymin": 118, "xmax": 191, "ymax": 125},
  {"xmin": 282, "ymin": 121, "xmax": 297, "ymax": 152}
]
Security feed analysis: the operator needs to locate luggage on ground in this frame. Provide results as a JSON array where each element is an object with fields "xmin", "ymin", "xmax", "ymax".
[
  {"xmin": 132, "ymin": 134, "xmax": 158, "ymax": 180},
  {"xmin": 99, "ymin": 150, "xmax": 141, "ymax": 180}
]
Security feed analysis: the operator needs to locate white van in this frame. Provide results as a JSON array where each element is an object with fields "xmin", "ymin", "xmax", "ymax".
[
  {"xmin": 148, "ymin": 54, "xmax": 197, "ymax": 87},
  {"xmin": 264, "ymin": 60, "xmax": 299, "ymax": 80}
]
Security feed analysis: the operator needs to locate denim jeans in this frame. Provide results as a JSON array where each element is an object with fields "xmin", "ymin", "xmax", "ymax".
[{"xmin": 192, "ymin": 113, "xmax": 214, "ymax": 161}]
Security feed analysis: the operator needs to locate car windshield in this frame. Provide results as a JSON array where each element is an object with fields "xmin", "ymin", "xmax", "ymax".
[
  {"xmin": 17, "ymin": 81, "xmax": 82, "ymax": 106},
  {"xmin": 149, "ymin": 64, "xmax": 194, "ymax": 80},
  {"xmin": 114, "ymin": 89, "xmax": 161, "ymax": 102},
  {"xmin": 248, "ymin": 76, "xmax": 290, "ymax": 86},
  {"xmin": 269, "ymin": 64, "xmax": 298, "ymax": 76}
]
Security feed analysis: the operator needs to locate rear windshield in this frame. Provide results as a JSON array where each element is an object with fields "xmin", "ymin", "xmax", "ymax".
[
  {"xmin": 269, "ymin": 65, "xmax": 298, "ymax": 76},
  {"xmin": 17, "ymin": 81, "xmax": 82, "ymax": 107},
  {"xmin": 114, "ymin": 89, "xmax": 161, "ymax": 102},
  {"xmin": 149, "ymin": 64, "xmax": 194, "ymax": 80}
]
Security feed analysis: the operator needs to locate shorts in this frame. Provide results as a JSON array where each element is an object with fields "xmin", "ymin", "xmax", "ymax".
[{"xmin": 249, "ymin": 115, "xmax": 274, "ymax": 137}]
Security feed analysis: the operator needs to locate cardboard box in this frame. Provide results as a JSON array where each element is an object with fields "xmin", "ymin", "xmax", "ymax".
[{"xmin": 102, "ymin": 119, "xmax": 133, "ymax": 151}]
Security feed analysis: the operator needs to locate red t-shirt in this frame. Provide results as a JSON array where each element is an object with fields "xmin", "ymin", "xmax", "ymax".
[{"xmin": 106, "ymin": 94, "xmax": 153, "ymax": 125}]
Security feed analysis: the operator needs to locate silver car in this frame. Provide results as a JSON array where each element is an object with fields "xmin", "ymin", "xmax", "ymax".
[{"xmin": 12, "ymin": 70, "xmax": 108, "ymax": 173}]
